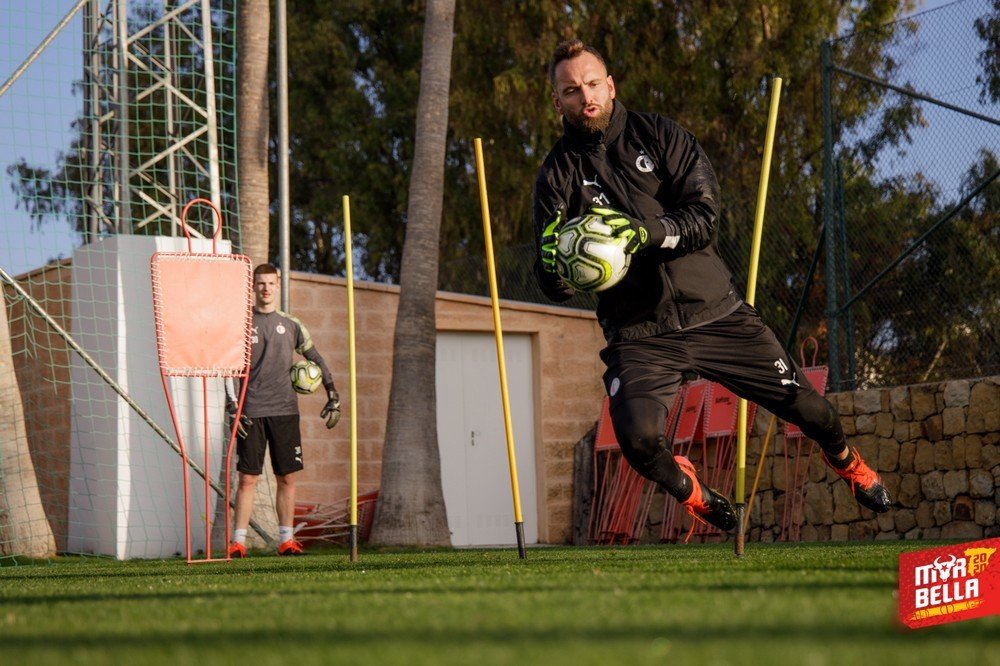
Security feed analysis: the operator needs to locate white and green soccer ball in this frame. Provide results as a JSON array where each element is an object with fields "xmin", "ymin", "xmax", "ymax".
[
  {"xmin": 555, "ymin": 213, "xmax": 632, "ymax": 292},
  {"xmin": 290, "ymin": 359, "xmax": 323, "ymax": 395}
]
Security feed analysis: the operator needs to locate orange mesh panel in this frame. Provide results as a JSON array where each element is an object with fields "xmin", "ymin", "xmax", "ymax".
[
  {"xmin": 673, "ymin": 380, "xmax": 709, "ymax": 445},
  {"xmin": 704, "ymin": 382, "xmax": 757, "ymax": 439},
  {"xmin": 150, "ymin": 253, "xmax": 253, "ymax": 377},
  {"xmin": 594, "ymin": 397, "xmax": 618, "ymax": 451}
]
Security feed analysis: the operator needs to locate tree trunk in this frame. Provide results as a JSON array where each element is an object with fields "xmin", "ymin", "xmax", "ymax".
[
  {"xmin": 0, "ymin": 288, "xmax": 56, "ymax": 558},
  {"xmin": 232, "ymin": 0, "xmax": 279, "ymax": 547},
  {"xmin": 236, "ymin": 0, "xmax": 271, "ymax": 267},
  {"xmin": 369, "ymin": 0, "xmax": 456, "ymax": 546}
]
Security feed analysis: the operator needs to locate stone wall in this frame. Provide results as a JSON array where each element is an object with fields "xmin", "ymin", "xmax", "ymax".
[{"xmin": 745, "ymin": 376, "xmax": 1000, "ymax": 542}]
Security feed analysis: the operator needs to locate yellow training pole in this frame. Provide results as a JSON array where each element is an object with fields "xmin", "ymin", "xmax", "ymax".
[
  {"xmin": 343, "ymin": 195, "xmax": 360, "ymax": 562},
  {"xmin": 473, "ymin": 137, "xmax": 526, "ymax": 559},
  {"xmin": 736, "ymin": 76, "xmax": 782, "ymax": 557}
]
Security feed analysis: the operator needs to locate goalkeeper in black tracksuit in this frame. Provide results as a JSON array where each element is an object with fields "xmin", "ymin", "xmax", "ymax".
[{"xmin": 533, "ymin": 40, "xmax": 892, "ymax": 532}]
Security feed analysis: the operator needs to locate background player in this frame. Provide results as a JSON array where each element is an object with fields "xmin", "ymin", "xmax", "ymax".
[{"xmin": 227, "ymin": 263, "xmax": 341, "ymax": 557}]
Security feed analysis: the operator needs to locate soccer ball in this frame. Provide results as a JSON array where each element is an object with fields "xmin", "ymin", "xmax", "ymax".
[
  {"xmin": 290, "ymin": 360, "xmax": 323, "ymax": 395},
  {"xmin": 555, "ymin": 213, "xmax": 632, "ymax": 292}
]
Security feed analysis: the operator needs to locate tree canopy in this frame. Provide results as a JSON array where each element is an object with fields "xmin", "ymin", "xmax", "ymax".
[
  {"xmin": 9, "ymin": 0, "xmax": 999, "ymax": 387},
  {"xmin": 279, "ymin": 1, "xmax": 917, "ymax": 323}
]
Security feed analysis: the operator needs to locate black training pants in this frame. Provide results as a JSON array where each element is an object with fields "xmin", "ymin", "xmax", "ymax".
[{"xmin": 599, "ymin": 303, "xmax": 845, "ymax": 498}]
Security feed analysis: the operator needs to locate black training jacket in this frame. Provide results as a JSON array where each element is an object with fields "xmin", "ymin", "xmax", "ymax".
[{"xmin": 533, "ymin": 100, "xmax": 741, "ymax": 343}]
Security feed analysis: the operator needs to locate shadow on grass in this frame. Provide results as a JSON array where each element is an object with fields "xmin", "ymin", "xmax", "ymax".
[
  {"xmin": 0, "ymin": 544, "xmax": 906, "ymax": 591},
  {"xmin": 0, "ymin": 572, "xmax": 900, "ymax": 608},
  {"xmin": 1, "ymin": 613, "xmax": 998, "ymax": 652}
]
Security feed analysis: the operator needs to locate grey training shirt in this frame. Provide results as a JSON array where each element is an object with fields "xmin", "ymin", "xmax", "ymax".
[{"xmin": 242, "ymin": 309, "xmax": 334, "ymax": 418}]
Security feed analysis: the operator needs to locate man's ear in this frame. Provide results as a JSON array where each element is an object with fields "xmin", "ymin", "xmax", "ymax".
[
  {"xmin": 608, "ymin": 75, "xmax": 616, "ymax": 99},
  {"xmin": 551, "ymin": 90, "xmax": 562, "ymax": 114}
]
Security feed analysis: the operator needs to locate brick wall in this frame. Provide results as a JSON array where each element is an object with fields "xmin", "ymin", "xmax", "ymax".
[
  {"xmin": 5, "ymin": 263, "xmax": 74, "ymax": 552},
  {"xmin": 273, "ymin": 273, "xmax": 608, "ymax": 543}
]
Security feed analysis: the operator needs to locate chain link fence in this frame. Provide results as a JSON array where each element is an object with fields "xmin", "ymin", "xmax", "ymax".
[
  {"xmin": 0, "ymin": 1, "xmax": 240, "ymax": 560},
  {"xmin": 822, "ymin": 0, "xmax": 999, "ymax": 390}
]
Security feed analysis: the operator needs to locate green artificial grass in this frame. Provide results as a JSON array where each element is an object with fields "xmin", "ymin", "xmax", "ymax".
[{"xmin": 1, "ymin": 542, "xmax": 997, "ymax": 665}]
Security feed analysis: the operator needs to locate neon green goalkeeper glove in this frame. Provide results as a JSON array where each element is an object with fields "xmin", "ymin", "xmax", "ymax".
[
  {"xmin": 588, "ymin": 205, "xmax": 666, "ymax": 254},
  {"xmin": 540, "ymin": 209, "xmax": 563, "ymax": 273}
]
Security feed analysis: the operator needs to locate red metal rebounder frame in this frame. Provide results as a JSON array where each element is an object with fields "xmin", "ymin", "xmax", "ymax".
[
  {"xmin": 149, "ymin": 198, "xmax": 253, "ymax": 563},
  {"xmin": 588, "ymin": 389, "xmax": 685, "ymax": 545},
  {"xmin": 587, "ymin": 379, "xmax": 758, "ymax": 546}
]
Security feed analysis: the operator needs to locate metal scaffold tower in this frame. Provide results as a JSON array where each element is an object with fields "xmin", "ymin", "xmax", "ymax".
[{"xmin": 82, "ymin": 0, "xmax": 222, "ymax": 240}]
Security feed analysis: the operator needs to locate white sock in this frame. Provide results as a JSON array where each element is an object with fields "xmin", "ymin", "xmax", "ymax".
[
  {"xmin": 234, "ymin": 529, "xmax": 247, "ymax": 545},
  {"xmin": 278, "ymin": 526, "xmax": 294, "ymax": 543}
]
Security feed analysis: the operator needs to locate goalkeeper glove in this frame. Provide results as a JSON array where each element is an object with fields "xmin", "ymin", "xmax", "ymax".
[
  {"xmin": 539, "ymin": 209, "xmax": 563, "ymax": 274},
  {"xmin": 225, "ymin": 399, "xmax": 252, "ymax": 439},
  {"xmin": 321, "ymin": 389, "xmax": 341, "ymax": 429},
  {"xmin": 588, "ymin": 205, "xmax": 667, "ymax": 254}
]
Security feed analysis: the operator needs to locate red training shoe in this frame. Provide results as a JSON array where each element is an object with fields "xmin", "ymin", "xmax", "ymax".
[
  {"xmin": 675, "ymin": 455, "xmax": 737, "ymax": 532},
  {"xmin": 277, "ymin": 539, "xmax": 305, "ymax": 556},
  {"xmin": 823, "ymin": 447, "xmax": 892, "ymax": 513}
]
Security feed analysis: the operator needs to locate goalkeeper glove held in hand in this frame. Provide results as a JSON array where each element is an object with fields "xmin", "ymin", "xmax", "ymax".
[
  {"xmin": 540, "ymin": 209, "xmax": 564, "ymax": 273},
  {"xmin": 321, "ymin": 389, "xmax": 341, "ymax": 429},
  {"xmin": 588, "ymin": 205, "xmax": 668, "ymax": 254},
  {"xmin": 225, "ymin": 400, "xmax": 252, "ymax": 439}
]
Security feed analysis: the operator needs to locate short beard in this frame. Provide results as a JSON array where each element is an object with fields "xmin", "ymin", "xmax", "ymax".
[{"xmin": 567, "ymin": 100, "xmax": 612, "ymax": 135}]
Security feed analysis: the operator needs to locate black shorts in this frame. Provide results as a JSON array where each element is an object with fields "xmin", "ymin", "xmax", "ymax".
[
  {"xmin": 237, "ymin": 414, "xmax": 303, "ymax": 476},
  {"xmin": 599, "ymin": 303, "xmax": 821, "ymax": 415}
]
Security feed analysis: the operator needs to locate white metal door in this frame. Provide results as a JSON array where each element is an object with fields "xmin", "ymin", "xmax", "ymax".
[{"xmin": 436, "ymin": 332, "xmax": 537, "ymax": 546}]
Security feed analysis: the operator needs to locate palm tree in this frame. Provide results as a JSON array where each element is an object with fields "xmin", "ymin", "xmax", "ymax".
[
  {"xmin": 369, "ymin": 0, "xmax": 456, "ymax": 546},
  {"xmin": 231, "ymin": 0, "xmax": 277, "ymax": 549},
  {"xmin": 236, "ymin": 0, "xmax": 270, "ymax": 267},
  {"xmin": 0, "ymin": 287, "xmax": 56, "ymax": 557}
]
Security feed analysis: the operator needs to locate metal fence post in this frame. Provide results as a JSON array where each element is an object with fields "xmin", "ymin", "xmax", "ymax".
[{"xmin": 821, "ymin": 40, "xmax": 841, "ymax": 389}]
